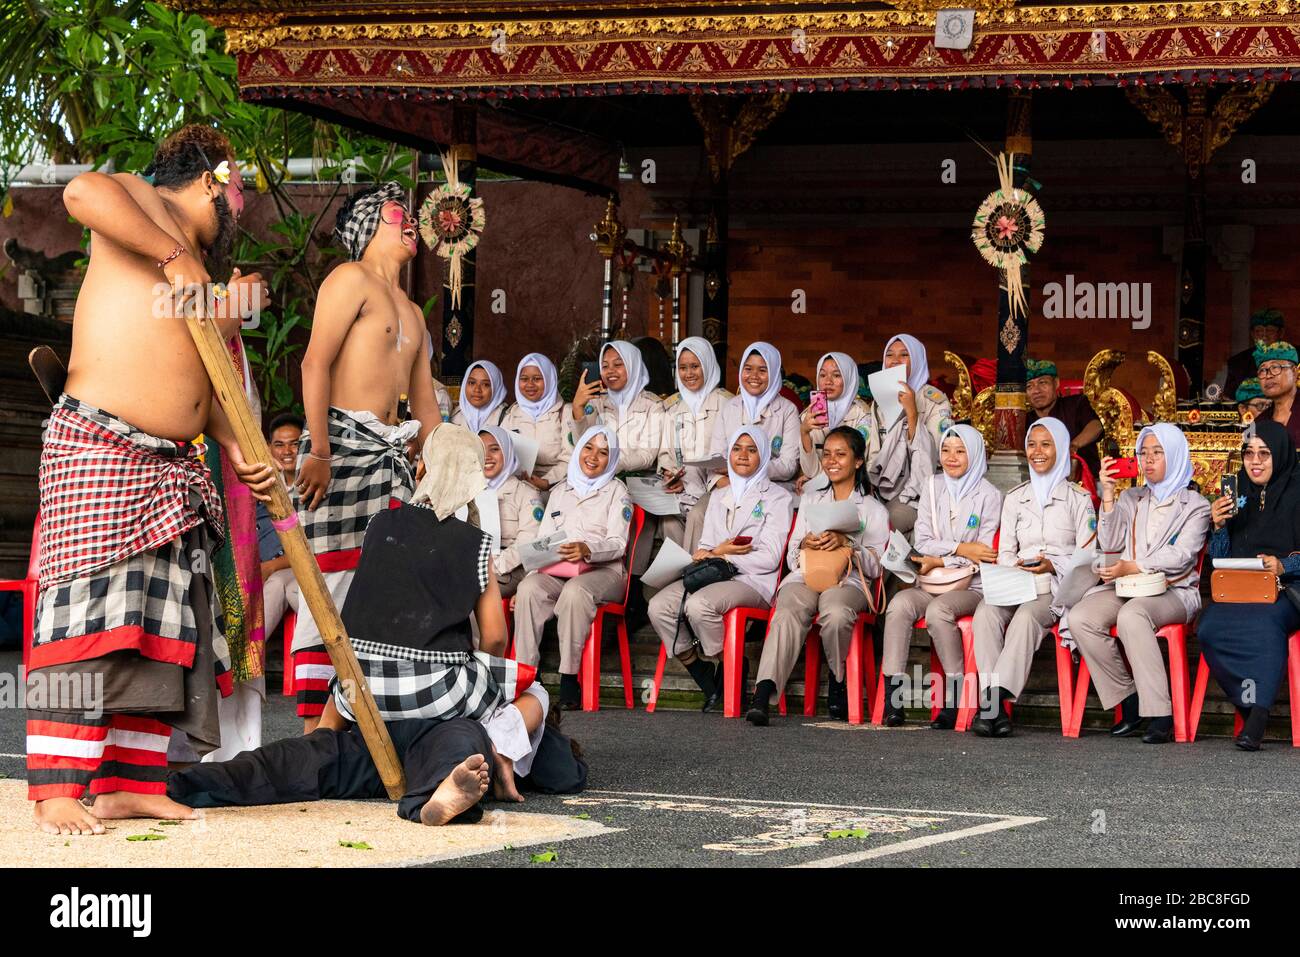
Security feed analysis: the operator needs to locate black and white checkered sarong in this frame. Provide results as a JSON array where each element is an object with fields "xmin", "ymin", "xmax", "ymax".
[
  {"xmin": 330, "ymin": 639, "xmax": 528, "ymax": 723},
  {"xmin": 296, "ymin": 408, "xmax": 416, "ymax": 557}
]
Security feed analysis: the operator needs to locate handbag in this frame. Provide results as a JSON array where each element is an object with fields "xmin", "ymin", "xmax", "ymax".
[
  {"xmin": 669, "ymin": 557, "xmax": 739, "ymax": 656},
  {"xmin": 1210, "ymin": 569, "xmax": 1279, "ymax": 604},
  {"xmin": 802, "ymin": 544, "xmax": 853, "ymax": 592},
  {"xmin": 540, "ymin": 560, "xmax": 594, "ymax": 578},
  {"xmin": 919, "ymin": 480, "xmax": 977, "ymax": 594},
  {"xmin": 1115, "ymin": 571, "xmax": 1167, "ymax": 598}
]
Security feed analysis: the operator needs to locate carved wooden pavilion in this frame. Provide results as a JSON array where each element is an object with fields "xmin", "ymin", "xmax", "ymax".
[{"xmin": 182, "ymin": 0, "xmax": 1300, "ymax": 483}]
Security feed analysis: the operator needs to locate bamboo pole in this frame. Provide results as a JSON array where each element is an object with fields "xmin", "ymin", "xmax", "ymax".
[{"xmin": 182, "ymin": 302, "xmax": 407, "ymax": 800}]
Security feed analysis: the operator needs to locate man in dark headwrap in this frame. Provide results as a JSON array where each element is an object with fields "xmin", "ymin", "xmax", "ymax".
[{"xmin": 289, "ymin": 182, "xmax": 441, "ymax": 731}]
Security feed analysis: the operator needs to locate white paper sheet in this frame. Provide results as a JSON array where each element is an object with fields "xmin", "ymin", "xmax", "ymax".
[
  {"xmin": 804, "ymin": 499, "xmax": 861, "ymax": 534},
  {"xmin": 684, "ymin": 454, "xmax": 728, "ymax": 472},
  {"xmin": 1211, "ymin": 557, "xmax": 1267, "ymax": 570},
  {"xmin": 882, "ymin": 528, "xmax": 919, "ymax": 584},
  {"xmin": 979, "ymin": 562, "xmax": 1039, "ymax": 606},
  {"xmin": 867, "ymin": 364, "xmax": 908, "ymax": 427},
  {"xmin": 520, "ymin": 530, "xmax": 569, "ymax": 572},
  {"xmin": 641, "ymin": 537, "xmax": 694, "ymax": 590},
  {"xmin": 510, "ymin": 431, "xmax": 540, "ymax": 478},
  {"xmin": 626, "ymin": 475, "xmax": 683, "ymax": 517},
  {"xmin": 452, "ymin": 489, "xmax": 503, "ymax": 554}
]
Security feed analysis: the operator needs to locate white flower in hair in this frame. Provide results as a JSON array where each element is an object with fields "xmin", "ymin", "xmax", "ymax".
[{"xmin": 212, "ymin": 160, "xmax": 231, "ymax": 184}]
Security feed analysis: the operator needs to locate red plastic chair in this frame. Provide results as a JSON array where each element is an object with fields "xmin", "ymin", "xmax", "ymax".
[
  {"xmin": 281, "ymin": 610, "xmax": 297, "ymax": 695},
  {"xmin": 1056, "ymin": 550, "xmax": 1204, "ymax": 741},
  {"xmin": 577, "ymin": 505, "xmax": 646, "ymax": 712},
  {"xmin": 799, "ymin": 575, "xmax": 884, "ymax": 725},
  {"xmin": 1188, "ymin": 629, "xmax": 1300, "ymax": 746},
  {"xmin": 0, "ymin": 514, "xmax": 39, "ymax": 670},
  {"xmin": 870, "ymin": 613, "xmax": 981, "ymax": 730}
]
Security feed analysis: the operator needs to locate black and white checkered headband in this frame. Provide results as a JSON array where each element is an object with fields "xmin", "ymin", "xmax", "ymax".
[{"xmin": 334, "ymin": 181, "xmax": 407, "ymax": 261}]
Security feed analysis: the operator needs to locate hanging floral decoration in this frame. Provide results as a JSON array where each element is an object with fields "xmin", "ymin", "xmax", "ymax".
[
  {"xmin": 971, "ymin": 152, "xmax": 1045, "ymax": 322},
  {"xmin": 419, "ymin": 151, "xmax": 485, "ymax": 310}
]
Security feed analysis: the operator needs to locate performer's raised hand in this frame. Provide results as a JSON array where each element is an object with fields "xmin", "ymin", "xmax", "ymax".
[{"xmin": 296, "ymin": 453, "xmax": 332, "ymax": 510}]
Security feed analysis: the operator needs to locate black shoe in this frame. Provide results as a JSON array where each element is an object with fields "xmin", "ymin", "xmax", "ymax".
[
  {"xmin": 685, "ymin": 659, "xmax": 721, "ymax": 712},
  {"xmin": 1111, "ymin": 717, "xmax": 1146, "ymax": 738},
  {"xmin": 971, "ymin": 715, "xmax": 995, "ymax": 737},
  {"xmin": 992, "ymin": 712, "xmax": 1013, "ymax": 737},
  {"xmin": 930, "ymin": 707, "xmax": 958, "ymax": 730},
  {"xmin": 1142, "ymin": 716, "xmax": 1174, "ymax": 744},
  {"xmin": 746, "ymin": 680, "xmax": 774, "ymax": 726},
  {"xmin": 882, "ymin": 675, "xmax": 907, "ymax": 727},
  {"xmin": 827, "ymin": 675, "xmax": 848, "ymax": 721},
  {"xmin": 1235, "ymin": 706, "xmax": 1269, "ymax": 751},
  {"xmin": 559, "ymin": 674, "xmax": 581, "ymax": 711}
]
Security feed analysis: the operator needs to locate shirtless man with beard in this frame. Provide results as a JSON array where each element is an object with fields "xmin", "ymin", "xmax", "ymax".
[
  {"xmin": 27, "ymin": 125, "xmax": 275, "ymax": 835},
  {"xmin": 286, "ymin": 183, "xmax": 441, "ymax": 730}
]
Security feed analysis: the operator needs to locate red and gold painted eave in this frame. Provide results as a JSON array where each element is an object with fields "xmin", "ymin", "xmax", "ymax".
[{"xmin": 173, "ymin": 2, "xmax": 1300, "ymax": 96}]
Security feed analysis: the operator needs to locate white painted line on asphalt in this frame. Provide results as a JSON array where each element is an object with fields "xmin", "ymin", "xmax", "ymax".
[
  {"xmin": 789, "ymin": 815, "xmax": 1046, "ymax": 868},
  {"xmin": 0, "ymin": 753, "xmax": 25, "ymax": 759},
  {"xmin": 586, "ymin": 788, "xmax": 1031, "ymax": 820}
]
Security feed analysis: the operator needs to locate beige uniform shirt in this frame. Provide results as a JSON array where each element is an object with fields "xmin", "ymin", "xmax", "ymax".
[
  {"xmin": 799, "ymin": 397, "xmax": 873, "ymax": 479},
  {"xmin": 710, "ymin": 394, "xmax": 803, "ymax": 485},
  {"xmin": 535, "ymin": 478, "xmax": 633, "ymax": 566},
  {"xmin": 493, "ymin": 475, "xmax": 546, "ymax": 576},
  {"xmin": 865, "ymin": 384, "xmax": 952, "ymax": 469},
  {"xmin": 450, "ymin": 404, "xmax": 509, "ymax": 433},
  {"xmin": 997, "ymin": 480, "xmax": 1097, "ymax": 582},
  {"xmin": 657, "ymin": 387, "xmax": 732, "ymax": 508},
  {"xmin": 698, "ymin": 479, "xmax": 794, "ymax": 604},
  {"xmin": 572, "ymin": 390, "xmax": 664, "ymax": 475},
  {"xmin": 1096, "ymin": 486, "xmax": 1210, "ymax": 619},
  {"xmin": 500, "ymin": 400, "xmax": 576, "ymax": 488}
]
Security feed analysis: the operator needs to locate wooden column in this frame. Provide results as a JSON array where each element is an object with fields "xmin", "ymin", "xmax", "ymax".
[
  {"xmin": 440, "ymin": 104, "xmax": 477, "ymax": 384},
  {"xmin": 993, "ymin": 91, "xmax": 1033, "ymax": 453}
]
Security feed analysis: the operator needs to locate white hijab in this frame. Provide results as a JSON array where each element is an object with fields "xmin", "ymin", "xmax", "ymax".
[
  {"xmin": 513, "ymin": 353, "xmax": 560, "ymax": 421},
  {"xmin": 567, "ymin": 424, "xmax": 621, "ymax": 499},
  {"xmin": 411, "ymin": 423, "xmax": 487, "ymax": 521},
  {"xmin": 724, "ymin": 424, "xmax": 772, "ymax": 507},
  {"xmin": 1026, "ymin": 417, "xmax": 1073, "ymax": 509},
  {"xmin": 739, "ymin": 341, "xmax": 784, "ymax": 422},
  {"xmin": 601, "ymin": 341, "xmax": 650, "ymax": 411},
  {"xmin": 458, "ymin": 359, "xmax": 506, "ymax": 434},
  {"xmin": 479, "ymin": 425, "xmax": 519, "ymax": 492},
  {"xmin": 675, "ymin": 336, "xmax": 721, "ymax": 416},
  {"xmin": 817, "ymin": 351, "xmax": 860, "ymax": 430},
  {"xmin": 883, "ymin": 334, "xmax": 930, "ymax": 395},
  {"xmin": 1136, "ymin": 423, "xmax": 1193, "ymax": 505},
  {"xmin": 941, "ymin": 424, "xmax": 988, "ymax": 508}
]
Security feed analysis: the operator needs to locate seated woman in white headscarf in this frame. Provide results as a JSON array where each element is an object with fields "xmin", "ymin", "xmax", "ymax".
[
  {"xmin": 512, "ymin": 425, "xmax": 633, "ymax": 709},
  {"xmin": 657, "ymin": 336, "xmax": 732, "ymax": 553},
  {"xmin": 797, "ymin": 352, "xmax": 871, "ymax": 488},
  {"xmin": 500, "ymin": 353, "xmax": 575, "ymax": 492},
  {"xmin": 971, "ymin": 417, "xmax": 1096, "ymax": 738},
  {"xmin": 475, "ymin": 426, "xmax": 545, "ymax": 599},
  {"xmin": 710, "ymin": 341, "xmax": 802, "ymax": 490},
  {"xmin": 880, "ymin": 425, "xmax": 1002, "ymax": 728},
  {"xmin": 867, "ymin": 334, "xmax": 952, "ymax": 534},
  {"xmin": 452, "ymin": 359, "xmax": 509, "ymax": 433},
  {"xmin": 647, "ymin": 425, "xmax": 794, "ymax": 712},
  {"xmin": 749, "ymin": 426, "xmax": 888, "ymax": 726},
  {"xmin": 569, "ymin": 340, "xmax": 664, "ymax": 476},
  {"xmin": 1066, "ymin": 424, "xmax": 1209, "ymax": 744}
]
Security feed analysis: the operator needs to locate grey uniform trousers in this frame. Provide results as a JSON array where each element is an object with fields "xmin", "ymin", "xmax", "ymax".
[
  {"xmin": 648, "ymin": 579, "xmax": 766, "ymax": 659},
  {"xmin": 513, "ymin": 565, "xmax": 626, "ymax": 674},
  {"xmin": 972, "ymin": 593, "xmax": 1058, "ymax": 697},
  {"xmin": 757, "ymin": 580, "xmax": 868, "ymax": 691},
  {"xmin": 882, "ymin": 586, "xmax": 983, "ymax": 676},
  {"xmin": 1068, "ymin": 588, "xmax": 1188, "ymax": 716}
]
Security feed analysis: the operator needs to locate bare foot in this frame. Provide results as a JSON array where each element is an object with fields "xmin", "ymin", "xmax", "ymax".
[
  {"xmin": 492, "ymin": 752, "xmax": 524, "ymax": 803},
  {"xmin": 34, "ymin": 798, "xmax": 105, "ymax": 836},
  {"xmin": 91, "ymin": 791, "xmax": 198, "ymax": 821},
  {"xmin": 420, "ymin": 753, "xmax": 490, "ymax": 826}
]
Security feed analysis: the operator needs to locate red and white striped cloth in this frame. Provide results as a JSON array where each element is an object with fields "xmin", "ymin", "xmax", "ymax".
[{"xmin": 26, "ymin": 711, "xmax": 171, "ymax": 801}]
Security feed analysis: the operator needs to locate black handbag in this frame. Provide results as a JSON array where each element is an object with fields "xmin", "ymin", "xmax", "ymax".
[{"xmin": 670, "ymin": 558, "xmax": 739, "ymax": 655}]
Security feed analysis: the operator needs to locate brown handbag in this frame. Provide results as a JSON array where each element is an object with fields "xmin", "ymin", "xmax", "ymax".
[{"xmin": 1210, "ymin": 569, "xmax": 1279, "ymax": 604}]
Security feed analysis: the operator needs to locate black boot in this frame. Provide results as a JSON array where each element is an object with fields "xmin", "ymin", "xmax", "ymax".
[
  {"xmin": 1111, "ymin": 692, "xmax": 1144, "ymax": 737},
  {"xmin": 971, "ymin": 686, "xmax": 996, "ymax": 737},
  {"xmin": 559, "ymin": 673, "xmax": 582, "ymax": 711},
  {"xmin": 747, "ymin": 679, "xmax": 775, "ymax": 726},
  {"xmin": 992, "ymin": 686, "xmax": 1014, "ymax": 736},
  {"xmin": 827, "ymin": 674, "xmax": 849, "ymax": 721},
  {"xmin": 882, "ymin": 675, "xmax": 907, "ymax": 727},
  {"xmin": 930, "ymin": 673, "xmax": 958, "ymax": 729},
  {"xmin": 686, "ymin": 659, "xmax": 721, "ymax": 713},
  {"xmin": 1235, "ymin": 706, "xmax": 1269, "ymax": 751},
  {"xmin": 1142, "ymin": 714, "xmax": 1174, "ymax": 744}
]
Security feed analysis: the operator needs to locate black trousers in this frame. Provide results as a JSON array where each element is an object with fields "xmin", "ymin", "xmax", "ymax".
[{"xmin": 167, "ymin": 718, "xmax": 495, "ymax": 823}]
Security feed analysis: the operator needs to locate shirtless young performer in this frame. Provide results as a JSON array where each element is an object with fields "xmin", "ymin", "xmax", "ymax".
[
  {"xmin": 27, "ymin": 125, "xmax": 276, "ymax": 835},
  {"xmin": 288, "ymin": 182, "xmax": 440, "ymax": 731}
]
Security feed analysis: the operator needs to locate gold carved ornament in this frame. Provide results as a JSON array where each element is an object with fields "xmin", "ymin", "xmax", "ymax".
[
  {"xmin": 1125, "ymin": 82, "xmax": 1276, "ymax": 179},
  {"xmin": 690, "ymin": 92, "xmax": 790, "ymax": 183},
  {"xmin": 1083, "ymin": 349, "xmax": 1134, "ymax": 457}
]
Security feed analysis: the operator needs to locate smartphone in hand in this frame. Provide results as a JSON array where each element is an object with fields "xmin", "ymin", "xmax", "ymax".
[
  {"xmin": 732, "ymin": 536, "xmax": 753, "ymax": 546},
  {"xmin": 1111, "ymin": 457, "xmax": 1140, "ymax": 479},
  {"xmin": 1220, "ymin": 474, "xmax": 1239, "ymax": 514},
  {"xmin": 808, "ymin": 390, "xmax": 829, "ymax": 423},
  {"xmin": 580, "ymin": 360, "xmax": 602, "ymax": 389}
]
